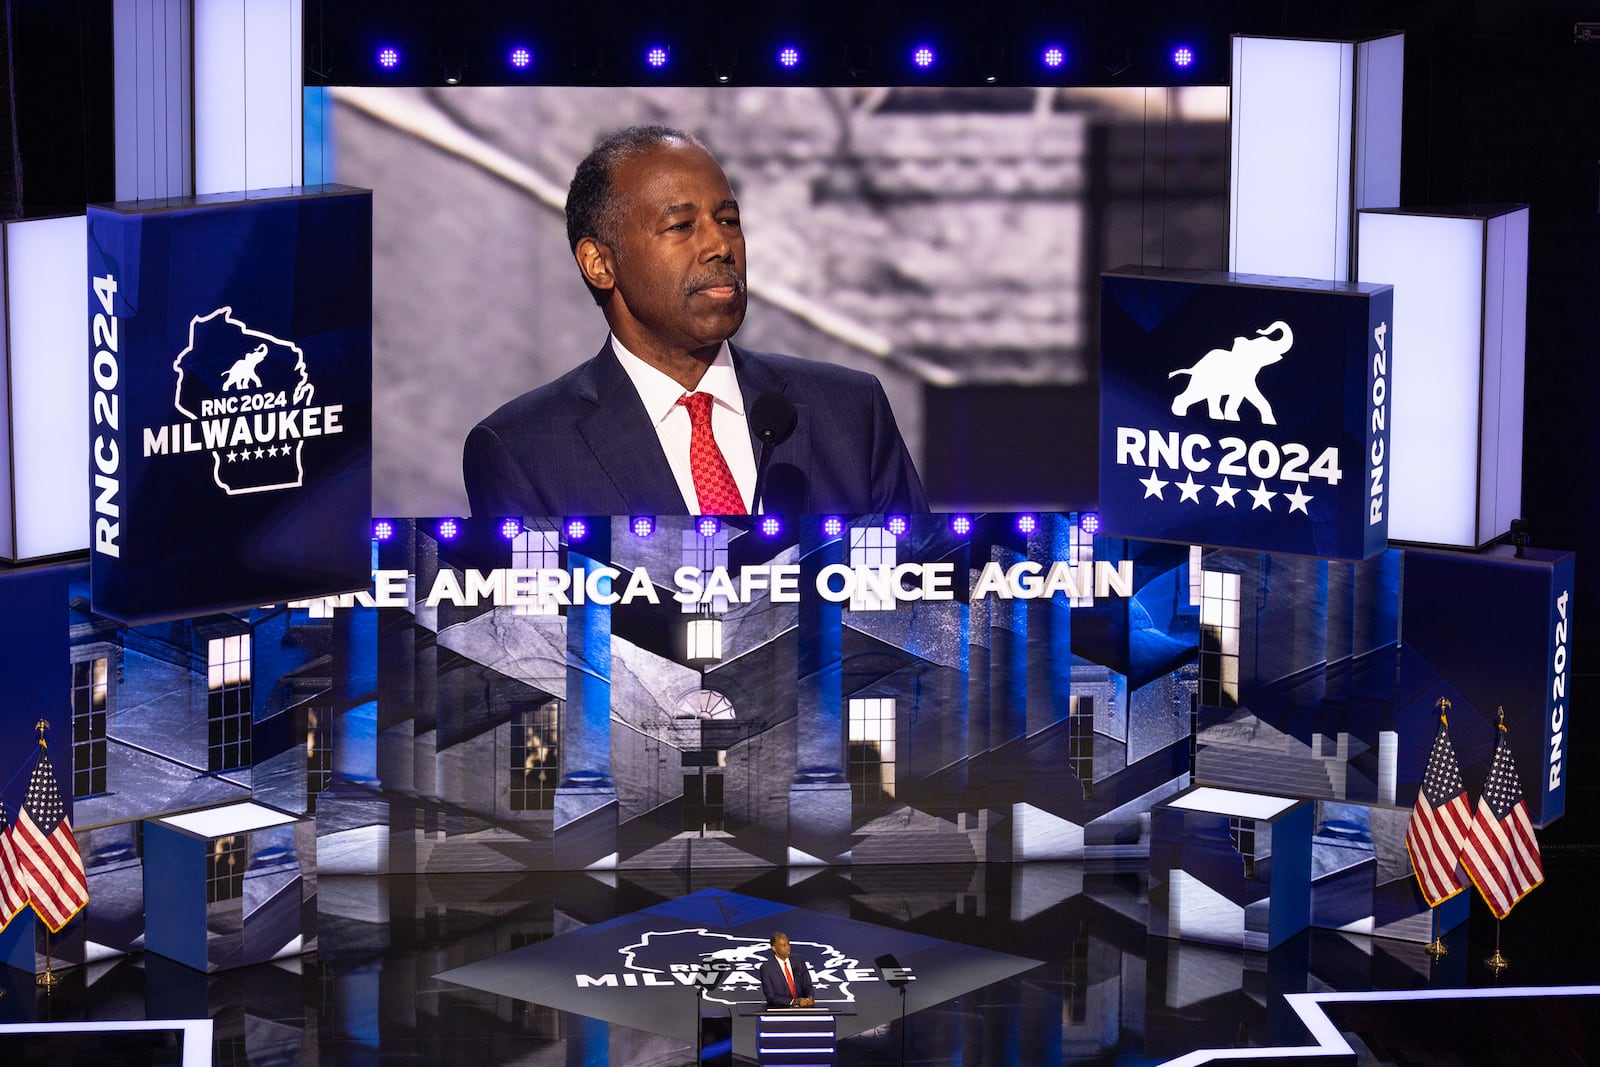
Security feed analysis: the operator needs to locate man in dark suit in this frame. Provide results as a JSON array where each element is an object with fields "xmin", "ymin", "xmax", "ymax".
[
  {"xmin": 464, "ymin": 125, "xmax": 926, "ymax": 518},
  {"xmin": 759, "ymin": 932, "xmax": 815, "ymax": 1008}
]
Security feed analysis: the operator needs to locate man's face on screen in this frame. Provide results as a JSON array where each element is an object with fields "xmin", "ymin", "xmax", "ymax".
[{"xmin": 597, "ymin": 140, "xmax": 747, "ymax": 364}]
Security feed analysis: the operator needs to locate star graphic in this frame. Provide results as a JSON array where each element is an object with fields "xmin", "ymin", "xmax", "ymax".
[
  {"xmin": 1177, "ymin": 475, "xmax": 1204, "ymax": 503},
  {"xmin": 226, "ymin": 450, "xmax": 237, "ymax": 462},
  {"xmin": 1140, "ymin": 472, "xmax": 1169, "ymax": 500},
  {"xmin": 268, "ymin": 444, "xmax": 281, "ymax": 457},
  {"xmin": 1248, "ymin": 481, "xmax": 1276, "ymax": 511},
  {"xmin": 1285, "ymin": 485, "xmax": 1314, "ymax": 514},
  {"xmin": 1212, "ymin": 478, "xmax": 1241, "ymax": 508},
  {"xmin": 254, "ymin": 447, "xmax": 266, "ymax": 460}
]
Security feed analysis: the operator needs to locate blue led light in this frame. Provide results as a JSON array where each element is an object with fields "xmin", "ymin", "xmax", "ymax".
[
  {"xmin": 822, "ymin": 516, "xmax": 844, "ymax": 538},
  {"xmin": 632, "ymin": 516, "xmax": 656, "ymax": 538},
  {"xmin": 778, "ymin": 45, "xmax": 801, "ymax": 68},
  {"xmin": 697, "ymin": 517, "xmax": 721, "ymax": 538},
  {"xmin": 912, "ymin": 45, "xmax": 936, "ymax": 69},
  {"xmin": 1042, "ymin": 45, "xmax": 1066, "ymax": 69},
  {"xmin": 950, "ymin": 515, "xmax": 972, "ymax": 537},
  {"xmin": 437, "ymin": 518, "xmax": 460, "ymax": 541},
  {"xmin": 509, "ymin": 46, "xmax": 532, "ymax": 69},
  {"xmin": 886, "ymin": 515, "xmax": 909, "ymax": 537},
  {"xmin": 760, "ymin": 516, "xmax": 783, "ymax": 537},
  {"xmin": 646, "ymin": 45, "xmax": 669, "ymax": 68},
  {"xmin": 565, "ymin": 518, "xmax": 588, "ymax": 541},
  {"xmin": 1016, "ymin": 513, "xmax": 1038, "ymax": 535},
  {"xmin": 373, "ymin": 519, "xmax": 395, "ymax": 542},
  {"xmin": 500, "ymin": 518, "xmax": 522, "ymax": 540},
  {"xmin": 377, "ymin": 47, "xmax": 400, "ymax": 70},
  {"xmin": 1172, "ymin": 45, "xmax": 1195, "ymax": 69},
  {"xmin": 1080, "ymin": 512, "xmax": 1101, "ymax": 535}
]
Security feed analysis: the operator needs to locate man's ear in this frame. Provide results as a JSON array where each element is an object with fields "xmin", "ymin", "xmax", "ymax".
[{"xmin": 575, "ymin": 236, "xmax": 616, "ymax": 291}]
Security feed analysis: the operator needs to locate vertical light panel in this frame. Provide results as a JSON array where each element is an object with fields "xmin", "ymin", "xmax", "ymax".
[
  {"xmin": 113, "ymin": 0, "xmax": 193, "ymax": 201},
  {"xmin": 1230, "ymin": 34, "xmax": 1403, "ymax": 281},
  {"xmin": 1357, "ymin": 206, "xmax": 1529, "ymax": 547},
  {"xmin": 195, "ymin": 0, "xmax": 303, "ymax": 194},
  {"xmin": 1, "ymin": 216, "xmax": 89, "ymax": 561}
]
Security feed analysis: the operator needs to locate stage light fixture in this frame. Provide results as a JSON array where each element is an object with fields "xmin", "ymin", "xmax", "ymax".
[
  {"xmin": 822, "ymin": 516, "xmax": 844, "ymax": 538},
  {"xmin": 777, "ymin": 45, "xmax": 801, "ymax": 68},
  {"xmin": 436, "ymin": 518, "xmax": 460, "ymax": 541},
  {"xmin": 697, "ymin": 517, "xmax": 721, "ymax": 537},
  {"xmin": 1016, "ymin": 513, "xmax": 1038, "ymax": 535},
  {"xmin": 509, "ymin": 46, "xmax": 532, "ymax": 70},
  {"xmin": 377, "ymin": 46, "xmax": 400, "ymax": 70},
  {"xmin": 500, "ymin": 518, "xmax": 522, "ymax": 540},
  {"xmin": 1080, "ymin": 512, "xmax": 1101, "ymax": 535},
  {"xmin": 886, "ymin": 515, "xmax": 909, "ymax": 537},
  {"xmin": 760, "ymin": 516, "xmax": 783, "ymax": 538},
  {"xmin": 1042, "ymin": 45, "xmax": 1066, "ymax": 69},
  {"xmin": 631, "ymin": 516, "xmax": 656, "ymax": 538},
  {"xmin": 912, "ymin": 45, "xmax": 936, "ymax": 69},
  {"xmin": 645, "ymin": 45, "xmax": 670, "ymax": 69},
  {"xmin": 373, "ymin": 520, "xmax": 395, "ymax": 542},
  {"xmin": 950, "ymin": 515, "xmax": 972, "ymax": 537},
  {"xmin": 1171, "ymin": 45, "xmax": 1195, "ymax": 69},
  {"xmin": 565, "ymin": 518, "xmax": 589, "ymax": 541}
]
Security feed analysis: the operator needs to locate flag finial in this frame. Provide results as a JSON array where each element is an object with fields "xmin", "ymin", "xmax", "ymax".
[
  {"xmin": 1497, "ymin": 705, "xmax": 1506, "ymax": 731},
  {"xmin": 33, "ymin": 720, "xmax": 48, "ymax": 748},
  {"xmin": 1435, "ymin": 696, "xmax": 1451, "ymax": 727}
]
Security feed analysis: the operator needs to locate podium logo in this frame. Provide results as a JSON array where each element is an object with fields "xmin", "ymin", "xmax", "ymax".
[
  {"xmin": 1169, "ymin": 320, "xmax": 1292, "ymax": 425},
  {"xmin": 572, "ymin": 927, "xmax": 883, "ymax": 1007},
  {"xmin": 143, "ymin": 307, "xmax": 344, "ymax": 495}
]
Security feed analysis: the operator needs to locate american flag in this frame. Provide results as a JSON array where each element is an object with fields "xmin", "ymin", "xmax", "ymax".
[
  {"xmin": 1404, "ymin": 713, "xmax": 1471, "ymax": 907},
  {"xmin": 12, "ymin": 748, "xmax": 88, "ymax": 931},
  {"xmin": 1462, "ymin": 723, "xmax": 1544, "ymax": 920},
  {"xmin": 0, "ymin": 799, "xmax": 27, "ymax": 926}
]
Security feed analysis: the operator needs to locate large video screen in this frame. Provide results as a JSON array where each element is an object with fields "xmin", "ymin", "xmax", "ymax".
[{"xmin": 323, "ymin": 85, "xmax": 1230, "ymax": 515}]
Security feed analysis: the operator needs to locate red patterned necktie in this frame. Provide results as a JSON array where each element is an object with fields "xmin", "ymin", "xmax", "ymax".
[
  {"xmin": 782, "ymin": 959, "xmax": 796, "ymax": 998},
  {"xmin": 677, "ymin": 392, "xmax": 746, "ymax": 515}
]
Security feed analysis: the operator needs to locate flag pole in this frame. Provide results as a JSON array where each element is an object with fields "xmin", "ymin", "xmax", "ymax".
[
  {"xmin": 1486, "ymin": 918, "xmax": 1509, "ymax": 974},
  {"xmin": 1424, "ymin": 904, "xmax": 1448, "ymax": 959},
  {"xmin": 30, "ymin": 720, "xmax": 60, "ymax": 990}
]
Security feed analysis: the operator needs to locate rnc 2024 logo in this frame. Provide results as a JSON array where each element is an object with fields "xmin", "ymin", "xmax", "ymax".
[
  {"xmin": 1113, "ymin": 319, "xmax": 1343, "ymax": 517},
  {"xmin": 141, "ymin": 307, "xmax": 346, "ymax": 495}
]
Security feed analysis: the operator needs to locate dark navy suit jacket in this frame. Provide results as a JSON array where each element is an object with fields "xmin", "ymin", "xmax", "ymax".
[
  {"xmin": 463, "ymin": 340, "xmax": 927, "ymax": 517},
  {"xmin": 759, "ymin": 954, "xmax": 815, "ymax": 1008}
]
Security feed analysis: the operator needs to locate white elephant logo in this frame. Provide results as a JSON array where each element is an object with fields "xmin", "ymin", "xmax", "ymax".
[{"xmin": 1168, "ymin": 320, "xmax": 1293, "ymax": 425}]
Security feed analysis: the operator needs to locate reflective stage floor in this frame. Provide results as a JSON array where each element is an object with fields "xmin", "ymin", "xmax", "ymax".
[{"xmin": 2, "ymin": 856, "xmax": 1597, "ymax": 1065}]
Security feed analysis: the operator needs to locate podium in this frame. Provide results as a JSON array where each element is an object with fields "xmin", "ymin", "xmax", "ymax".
[{"xmin": 749, "ymin": 1008, "xmax": 840, "ymax": 1066}]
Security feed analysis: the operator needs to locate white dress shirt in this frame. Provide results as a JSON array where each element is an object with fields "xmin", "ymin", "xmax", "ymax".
[{"xmin": 611, "ymin": 336, "xmax": 757, "ymax": 513}]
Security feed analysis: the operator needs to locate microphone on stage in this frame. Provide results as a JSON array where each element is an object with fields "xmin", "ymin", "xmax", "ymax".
[{"xmin": 749, "ymin": 390, "xmax": 797, "ymax": 514}]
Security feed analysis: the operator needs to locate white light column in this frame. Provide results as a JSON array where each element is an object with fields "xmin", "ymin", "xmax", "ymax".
[
  {"xmin": 1358, "ymin": 206, "xmax": 1529, "ymax": 547},
  {"xmin": 1230, "ymin": 34, "xmax": 1404, "ymax": 281},
  {"xmin": 195, "ymin": 0, "xmax": 304, "ymax": 194},
  {"xmin": 113, "ymin": 0, "xmax": 194, "ymax": 200},
  {"xmin": 1, "ymin": 217, "xmax": 89, "ymax": 561}
]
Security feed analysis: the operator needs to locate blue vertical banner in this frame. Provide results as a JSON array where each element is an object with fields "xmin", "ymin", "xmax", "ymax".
[
  {"xmin": 1543, "ymin": 552, "xmax": 1575, "ymax": 822},
  {"xmin": 1099, "ymin": 267, "xmax": 1393, "ymax": 561},
  {"xmin": 86, "ymin": 186, "xmax": 372, "ymax": 622}
]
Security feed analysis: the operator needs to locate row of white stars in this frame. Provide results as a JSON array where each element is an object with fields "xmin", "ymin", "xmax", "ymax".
[
  {"xmin": 1139, "ymin": 472, "xmax": 1314, "ymax": 514},
  {"xmin": 224, "ymin": 444, "xmax": 295, "ymax": 461}
]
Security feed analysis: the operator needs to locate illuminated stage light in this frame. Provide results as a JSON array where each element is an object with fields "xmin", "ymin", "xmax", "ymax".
[
  {"xmin": 759, "ymin": 516, "xmax": 783, "ymax": 538},
  {"xmin": 373, "ymin": 520, "xmax": 395, "ymax": 542},
  {"xmin": 911, "ymin": 45, "xmax": 936, "ymax": 69},
  {"xmin": 886, "ymin": 515, "xmax": 909, "ymax": 537},
  {"xmin": 645, "ymin": 45, "xmax": 669, "ymax": 69},
  {"xmin": 697, "ymin": 517, "xmax": 721, "ymax": 537},
  {"xmin": 631, "ymin": 516, "xmax": 656, "ymax": 538},
  {"xmin": 1016, "ymin": 513, "xmax": 1038, "ymax": 535},
  {"xmin": 436, "ymin": 519, "xmax": 460, "ymax": 541},
  {"xmin": 565, "ymin": 518, "xmax": 588, "ymax": 541},
  {"xmin": 777, "ymin": 45, "xmax": 801, "ymax": 68},
  {"xmin": 509, "ymin": 46, "xmax": 532, "ymax": 70},
  {"xmin": 1080, "ymin": 512, "xmax": 1101, "ymax": 535},
  {"xmin": 821, "ymin": 516, "xmax": 844, "ymax": 538},
  {"xmin": 1042, "ymin": 45, "xmax": 1066, "ymax": 69},
  {"xmin": 1171, "ymin": 45, "xmax": 1195, "ymax": 69},
  {"xmin": 377, "ymin": 46, "xmax": 400, "ymax": 70},
  {"xmin": 950, "ymin": 515, "xmax": 972, "ymax": 537},
  {"xmin": 500, "ymin": 518, "xmax": 522, "ymax": 540}
]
